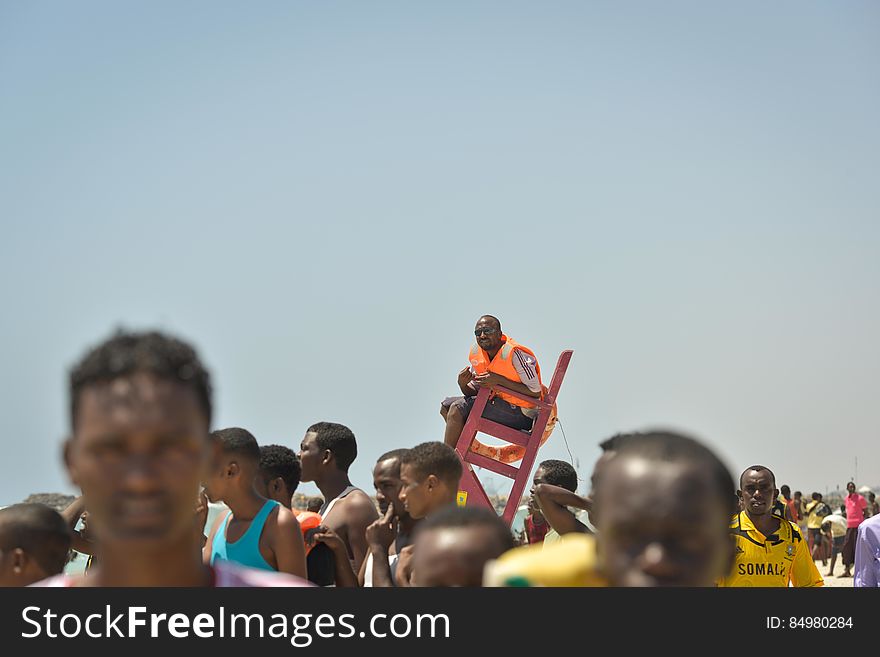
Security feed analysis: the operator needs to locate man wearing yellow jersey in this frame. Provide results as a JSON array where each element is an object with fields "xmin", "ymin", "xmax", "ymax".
[
  {"xmin": 718, "ymin": 465, "xmax": 823, "ymax": 587},
  {"xmin": 805, "ymin": 492, "xmax": 831, "ymax": 563}
]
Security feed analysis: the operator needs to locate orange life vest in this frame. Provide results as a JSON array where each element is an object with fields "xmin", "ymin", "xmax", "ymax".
[
  {"xmin": 468, "ymin": 335, "xmax": 544, "ymax": 409},
  {"xmin": 296, "ymin": 511, "xmax": 322, "ymax": 556}
]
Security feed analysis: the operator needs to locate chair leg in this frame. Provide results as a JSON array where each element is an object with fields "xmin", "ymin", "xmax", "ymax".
[{"xmin": 456, "ymin": 463, "xmax": 494, "ymax": 511}]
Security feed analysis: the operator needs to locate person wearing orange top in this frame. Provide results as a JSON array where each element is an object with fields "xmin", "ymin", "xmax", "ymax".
[
  {"xmin": 441, "ymin": 315, "xmax": 543, "ymax": 448},
  {"xmin": 779, "ymin": 485, "xmax": 799, "ymax": 523}
]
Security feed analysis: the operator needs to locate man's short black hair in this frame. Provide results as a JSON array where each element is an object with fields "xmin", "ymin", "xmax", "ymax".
[
  {"xmin": 377, "ymin": 448, "xmax": 410, "ymax": 463},
  {"xmin": 538, "ymin": 459, "xmax": 578, "ymax": 492},
  {"xmin": 69, "ymin": 329, "xmax": 212, "ymax": 427},
  {"xmin": 307, "ymin": 422, "xmax": 358, "ymax": 473},
  {"xmin": 794, "ymin": 490, "xmax": 803, "ymax": 497},
  {"xmin": 259, "ymin": 444, "xmax": 301, "ymax": 493},
  {"xmin": 739, "ymin": 465, "xmax": 776, "ymax": 489},
  {"xmin": 0, "ymin": 504, "xmax": 71, "ymax": 576},
  {"xmin": 780, "ymin": 484, "xmax": 791, "ymax": 497},
  {"xmin": 478, "ymin": 315, "xmax": 502, "ymax": 332},
  {"xmin": 211, "ymin": 427, "xmax": 261, "ymax": 463},
  {"xmin": 417, "ymin": 505, "xmax": 515, "ymax": 555},
  {"xmin": 375, "ymin": 448, "xmax": 410, "ymax": 477},
  {"xmin": 612, "ymin": 431, "xmax": 737, "ymax": 516},
  {"xmin": 400, "ymin": 442, "xmax": 462, "ymax": 489},
  {"xmin": 598, "ymin": 432, "xmax": 642, "ymax": 453}
]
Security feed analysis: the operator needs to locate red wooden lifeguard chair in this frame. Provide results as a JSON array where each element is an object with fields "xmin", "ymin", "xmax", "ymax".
[{"xmin": 453, "ymin": 350, "xmax": 573, "ymax": 526}]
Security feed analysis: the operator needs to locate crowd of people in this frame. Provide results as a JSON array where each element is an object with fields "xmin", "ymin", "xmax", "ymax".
[{"xmin": 0, "ymin": 318, "xmax": 877, "ymax": 588}]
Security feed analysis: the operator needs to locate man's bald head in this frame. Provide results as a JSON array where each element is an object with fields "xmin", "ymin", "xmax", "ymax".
[
  {"xmin": 739, "ymin": 465, "xmax": 775, "ymax": 489},
  {"xmin": 594, "ymin": 431, "xmax": 736, "ymax": 587},
  {"xmin": 0, "ymin": 504, "xmax": 71, "ymax": 586},
  {"xmin": 478, "ymin": 315, "xmax": 501, "ymax": 332},
  {"xmin": 412, "ymin": 506, "xmax": 514, "ymax": 587}
]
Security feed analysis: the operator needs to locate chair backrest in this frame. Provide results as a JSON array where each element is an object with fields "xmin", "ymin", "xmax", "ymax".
[{"xmin": 544, "ymin": 350, "xmax": 573, "ymax": 403}]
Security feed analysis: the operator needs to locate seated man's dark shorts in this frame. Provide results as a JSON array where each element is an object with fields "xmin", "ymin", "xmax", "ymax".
[{"xmin": 442, "ymin": 395, "xmax": 534, "ymax": 431}]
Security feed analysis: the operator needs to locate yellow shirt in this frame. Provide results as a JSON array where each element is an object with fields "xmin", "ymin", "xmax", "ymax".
[
  {"xmin": 718, "ymin": 511, "xmax": 823, "ymax": 587},
  {"xmin": 483, "ymin": 533, "xmax": 605, "ymax": 587},
  {"xmin": 542, "ymin": 527, "xmax": 561, "ymax": 547},
  {"xmin": 805, "ymin": 500, "xmax": 829, "ymax": 529}
]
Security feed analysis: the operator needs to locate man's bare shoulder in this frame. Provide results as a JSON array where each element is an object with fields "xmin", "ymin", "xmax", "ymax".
[
  {"xmin": 257, "ymin": 505, "xmax": 301, "ymax": 548},
  {"xmin": 337, "ymin": 489, "xmax": 379, "ymax": 522},
  {"xmin": 268, "ymin": 504, "xmax": 302, "ymax": 531}
]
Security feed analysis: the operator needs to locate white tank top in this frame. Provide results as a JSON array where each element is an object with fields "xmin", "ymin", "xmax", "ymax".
[{"xmin": 319, "ymin": 485, "xmax": 360, "ymax": 521}]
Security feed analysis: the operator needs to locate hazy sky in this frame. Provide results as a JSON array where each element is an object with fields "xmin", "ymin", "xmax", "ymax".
[{"xmin": 1, "ymin": 2, "xmax": 878, "ymax": 505}]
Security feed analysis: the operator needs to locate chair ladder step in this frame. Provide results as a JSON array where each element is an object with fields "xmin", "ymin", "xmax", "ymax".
[{"xmin": 465, "ymin": 452, "xmax": 519, "ymax": 479}]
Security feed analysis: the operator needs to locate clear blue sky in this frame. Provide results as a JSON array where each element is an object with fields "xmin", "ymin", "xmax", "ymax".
[{"xmin": 1, "ymin": 1, "xmax": 878, "ymax": 505}]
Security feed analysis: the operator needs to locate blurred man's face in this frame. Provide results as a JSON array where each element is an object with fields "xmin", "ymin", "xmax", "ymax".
[
  {"xmin": 412, "ymin": 527, "xmax": 500, "ymax": 587},
  {"xmin": 399, "ymin": 464, "xmax": 432, "ymax": 519},
  {"xmin": 847, "ymin": 482, "xmax": 856, "ymax": 494},
  {"xmin": 373, "ymin": 458, "xmax": 405, "ymax": 517},
  {"xmin": 66, "ymin": 373, "xmax": 210, "ymax": 548},
  {"xmin": 739, "ymin": 470, "xmax": 777, "ymax": 517},
  {"xmin": 596, "ymin": 455, "xmax": 733, "ymax": 587}
]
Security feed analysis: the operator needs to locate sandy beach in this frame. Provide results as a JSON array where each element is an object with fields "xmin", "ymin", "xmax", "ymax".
[{"xmin": 818, "ymin": 557, "xmax": 855, "ymax": 588}]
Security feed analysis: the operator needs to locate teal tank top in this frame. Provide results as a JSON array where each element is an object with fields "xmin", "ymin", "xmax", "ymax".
[{"xmin": 210, "ymin": 499, "xmax": 279, "ymax": 571}]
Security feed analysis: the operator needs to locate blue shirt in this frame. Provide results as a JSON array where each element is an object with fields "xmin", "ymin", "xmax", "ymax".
[{"xmin": 210, "ymin": 499, "xmax": 280, "ymax": 571}]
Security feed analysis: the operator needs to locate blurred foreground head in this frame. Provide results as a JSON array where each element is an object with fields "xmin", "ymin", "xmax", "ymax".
[
  {"xmin": 594, "ymin": 431, "xmax": 736, "ymax": 587},
  {"xmin": 412, "ymin": 506, "xmax": 514, "ymax": 586},
  {"xmin": 65, "ymin": 330, "xmax": 213, "ymax": 550},
  {"xmin": 0, "ymin": 503, "xmax": 71, "ymax": 586}
]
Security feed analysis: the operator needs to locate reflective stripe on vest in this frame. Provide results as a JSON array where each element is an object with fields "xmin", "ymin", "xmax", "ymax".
[{"xmin": 468, "ymin": 335, "xmax": 543, "ymax": 409}]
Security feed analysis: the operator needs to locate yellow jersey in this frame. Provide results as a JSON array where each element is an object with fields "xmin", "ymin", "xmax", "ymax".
[
  {"xmin": 483, "ymin": 533, "xmax": 605, "ymax": 587},
  {"xmin": 805, "ymin": 500, "xmax": 830, "ymax": 529},
  {"xmin": 718, "ymin": 511, "xmax": 823, "ymax": 587}
]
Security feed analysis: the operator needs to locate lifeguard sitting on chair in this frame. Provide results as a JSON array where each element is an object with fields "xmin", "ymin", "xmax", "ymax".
[{"xmin": 441, "ymin": 315, "xmax": 543, "ymax": 451}]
